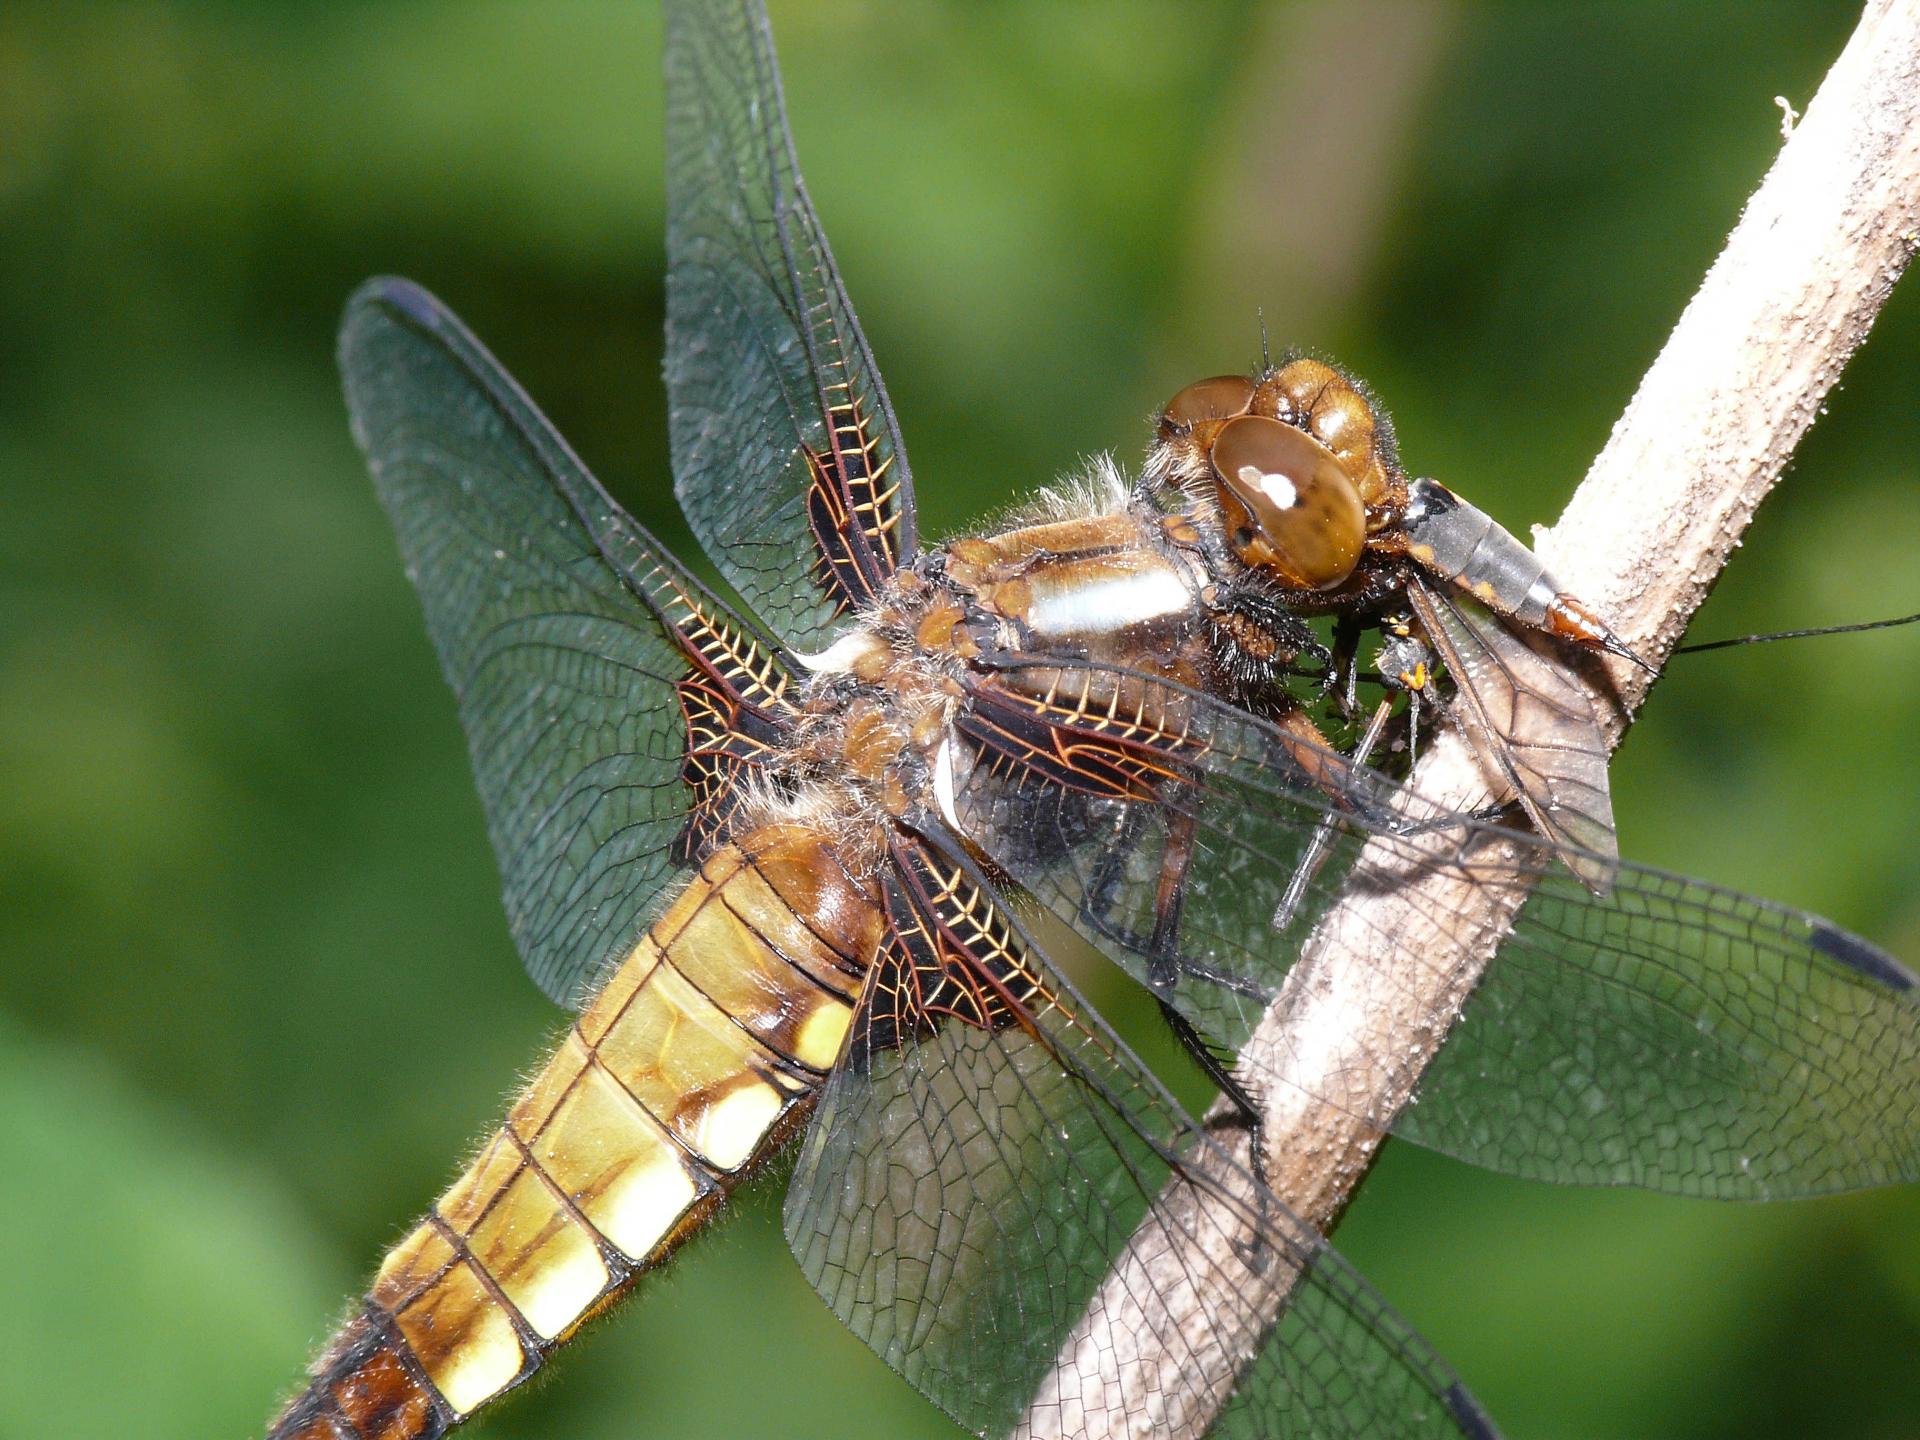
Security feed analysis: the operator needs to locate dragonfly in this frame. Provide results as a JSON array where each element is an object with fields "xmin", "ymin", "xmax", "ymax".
[{"xmin": 267, "ymin": 2, "xmax": 1920, "ymax": 1437}]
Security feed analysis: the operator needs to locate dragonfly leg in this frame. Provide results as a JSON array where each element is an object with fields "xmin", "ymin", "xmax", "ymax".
[
  {"xmin": 1081, "ymin": 806, "xmax": 1261, "ymax": 996},
  {"xmin": 1078, "ymin": 805, "xmax": 1267, "ymax": 1144},
  {"xmin": 1272, "ymin": 697, "xmax": 1396, "ymax": 932},
  {"xmin": 1204, "ymin": 580, "xmax": 1330, "ymax": 715},
  {"xmin": 1144, "ymin": 807, "xmax": 1198, "ymax": 988},
  {"xmin": 1146, "ymin": 812, "xmax": 1288, "ymax": 1170},
  {"xmin": 1080, "ymin": 803, "xmax": 1151, "ymax": 949},
  {"xmin": 1144, "ymin": 808, "xmax": 1271, "ymax": 1176},
  {"xmin": 1166, "ymin": 999, "xmax": 1270, "ymax": 1177},
  {"xmin": 1329, "ymin": 613, "xmax": 1366, "ymax": 719}
]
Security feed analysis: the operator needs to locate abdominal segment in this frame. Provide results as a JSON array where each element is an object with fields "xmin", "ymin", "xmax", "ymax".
[{"xmin": 269, "ymin": 824, "xmax": 883, "ymax": 1439}]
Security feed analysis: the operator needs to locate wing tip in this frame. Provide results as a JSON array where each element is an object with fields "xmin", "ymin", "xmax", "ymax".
[
  {"xmin": 1445, "ymin": 1381, "xmax": 1503, "ymax": 1440},
  {"xmin": 336, "ymin": 277, "xmax": 458, "ymax": 451},
  {"xmin": 1810, "ymin": 921, "xmax": 1917, "ymax": 993},
  {"xmin": 342, "ymin": 274, "xmax": 448, "ymax": 340}
]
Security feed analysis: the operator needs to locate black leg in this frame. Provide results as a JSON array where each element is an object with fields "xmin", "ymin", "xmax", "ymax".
[{"xmin": 1161, "ymin": 997, "xmax": 1269, "ymax": 1176}]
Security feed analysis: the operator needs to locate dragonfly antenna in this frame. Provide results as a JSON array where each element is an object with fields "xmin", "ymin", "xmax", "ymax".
[{"xmin": 1676, "ymin": 610, "xmax": 1920, "ymax": 655}]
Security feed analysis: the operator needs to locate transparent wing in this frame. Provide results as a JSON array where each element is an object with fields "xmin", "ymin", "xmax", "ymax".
[
  {"xmin": 1401, "ymin": 860, "xmax": 1920, "ymax": 1197},
  {"xmin": 340, "ymin": 277, "xmax": 795, "ymax": 1008},
  {"xmin": 665, "ymin": 0, "xmax": 916, "ymax": 653},
  {"xmin": 1406, "ymin": 578, "xmax": 1618, "ymax": 895},
  {"xmin": 785, "ymin": 829, "xmax": 1496, "ymax": 1440},
  {"xmin": 950, "ymin": 654, "xmax": 1920, "ymax": 1200}
]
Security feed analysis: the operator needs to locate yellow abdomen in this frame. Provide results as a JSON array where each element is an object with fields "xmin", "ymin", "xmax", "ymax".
[{"xmin": 269, "ymin": 823, "xmax": 883, "ymax": 1439}]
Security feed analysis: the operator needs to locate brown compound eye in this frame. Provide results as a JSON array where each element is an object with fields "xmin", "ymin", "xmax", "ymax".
[
  {"xmin": 1209, "ymin": 415, "xmax": 1365, "ymax": 590},
  {"xmin": 1160, "ymin": 374, "xmax": 1257, "ymax": 433}
]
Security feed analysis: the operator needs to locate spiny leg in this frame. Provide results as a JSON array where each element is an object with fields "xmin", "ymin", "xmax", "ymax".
[
  {"xmin": 1140, "ymin": 805, "xmax": 1273, "ymax": 1180},
  {"xmin": 1271, "ymin": 696, "xmax": 1397, "ymax": 932}
]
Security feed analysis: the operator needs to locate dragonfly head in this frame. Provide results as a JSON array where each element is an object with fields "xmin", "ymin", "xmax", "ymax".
[
  {"xmin": 1207, "ymin": 414, "xmax": 1365, "ymax": 590},
  {"xmin": 1152, "ymin": 364, "xmax": 1390, "ymax": 592}
]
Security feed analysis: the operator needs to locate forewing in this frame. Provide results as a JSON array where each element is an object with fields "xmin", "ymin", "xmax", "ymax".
[
  {"xmin": 952, "ymin": 655, "xmax": 1920, "ymax": 1200},
  {"xmin": 1406, "ymin": 579, "xmax": 1618, "ymax": 894},
  {"xmin": 785, "ymin": 829, "xmax": 1495, "ymax": 1439},
  {"xmin": 340, "ymin": 277, "xmax": 794, "ymax": 1009},
  {"xmin": 665, "ymin": 0, "xmax": 916, "ymax": 652}
]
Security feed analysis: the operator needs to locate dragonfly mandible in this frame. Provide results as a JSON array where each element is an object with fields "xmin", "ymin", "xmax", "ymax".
[{"xmin": 266, "ymin": 3, "xmax": 1920, "ymax": 1437}]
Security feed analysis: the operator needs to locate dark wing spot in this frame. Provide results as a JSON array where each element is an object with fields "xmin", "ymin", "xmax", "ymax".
[
  {"xmin": 1445, "ymin": 1381, "xmax": 1504, "ymax": 1440},
  {"xmin": 1811, "ymin": 921, "xmax": 1917, "ymax": 992},
  {"xmin": 373, "ymin": 275, "xmax": 439, "ymax": 328}
]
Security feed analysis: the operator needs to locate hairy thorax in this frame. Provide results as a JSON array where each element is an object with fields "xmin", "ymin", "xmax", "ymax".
[{"xmin": 750, "ymin": 476, "xmax": 1243, "ymax": 867}]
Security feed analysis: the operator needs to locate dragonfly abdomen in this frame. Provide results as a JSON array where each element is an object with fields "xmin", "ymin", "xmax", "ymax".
[{"xmin": 267, "ymin": 823, "xmax": 883, "ymax": 1439}]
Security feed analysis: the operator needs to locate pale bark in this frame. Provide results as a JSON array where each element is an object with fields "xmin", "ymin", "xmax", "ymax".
[{"xmin": 1020, "ymin": 2, "xmax": 1920, "ymax": 1435}]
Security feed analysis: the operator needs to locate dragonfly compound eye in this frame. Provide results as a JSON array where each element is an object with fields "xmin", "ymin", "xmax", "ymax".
[
  {"xmin": 1160, "ymin": 373, "xmax": 1257, "ymax": 434},
  {"xmin": 1209, "ymin": 414, "xmax": 1365, "ymax": 590}
]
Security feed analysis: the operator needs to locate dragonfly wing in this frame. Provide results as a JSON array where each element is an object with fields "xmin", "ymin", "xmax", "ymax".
[
  {"xmin": 1406, "ymin": 578, "xmax": 1618, "ymax": 895},
  {"xmin": 1401, "ymin": 854, "xmax": 1920, "ymax": 1196},
  {"xmin": 665, "ymin": 0, "xmax": 916, "ymax": 653},
  {"xmin": 340, "ymin": 277, "xmax": 795, "ymax": 1008},
  {"xmin": 951, "ymin": 654, "xmax": 1920, "ymax": 1199},
  {"xmin": 785, "ymin": 826, "xmax": 1496, "ymax": 1439},
  {"xmin": 949, "ymin": 654, "xmax": 1380, "ymax": 1058}
]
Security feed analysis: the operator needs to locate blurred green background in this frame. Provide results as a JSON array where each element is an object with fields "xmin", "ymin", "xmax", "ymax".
[{"xmin": 4, "ymin": 2, "xmax": 1919, "ymax": 1437}]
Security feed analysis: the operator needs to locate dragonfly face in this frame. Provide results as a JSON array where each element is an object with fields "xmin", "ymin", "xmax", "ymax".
[
  {"xmin": 267, "ymin": 3, "xmax": 1920, "ymax": 1438},
  {"xmin": 1145, "ymin": 358, "xmax": 1647, "ymax": 894},
  {"xmin": 1151, "ymin": 361, "xmax": 1645, "ymax": 667}
]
